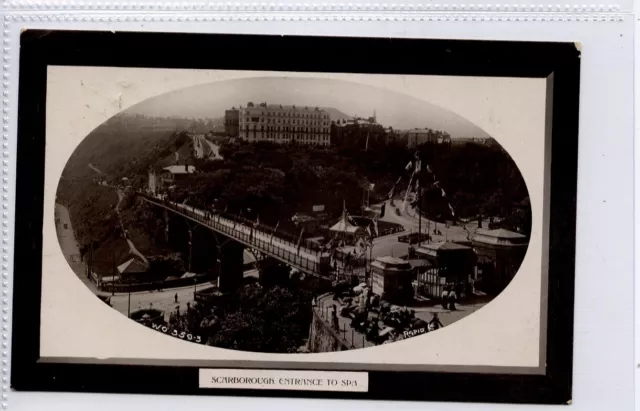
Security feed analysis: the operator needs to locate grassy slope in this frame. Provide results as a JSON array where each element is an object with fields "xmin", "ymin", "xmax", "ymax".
[{"xmin": 56, "ymin": 114, "xmax": 194, "ymax": 275}]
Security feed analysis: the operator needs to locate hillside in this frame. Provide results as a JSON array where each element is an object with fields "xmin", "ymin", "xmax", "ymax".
[
  {"xmin": 56, "ymin": 114, "xmax": 195, "ymax": 254},
  {"xmin": 321, "ymin": 107, "xmax": 351, "ymax": 122}
]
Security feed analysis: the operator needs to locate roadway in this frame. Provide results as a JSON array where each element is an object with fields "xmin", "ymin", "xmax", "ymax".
[
  {"xmin": 193, "ymin": 134, "xmax": 223, "ymax": 160},
  {"xmin": 109, "ymin": 282, "xmax": 215, "ymax": 320},
  {"xmin": 316, "ymin": 292, "xmax": 492, "ymax": 349},
  {"xmin": 201, "ymin": 137, "xmax": 222, "ymax": 159},
  {"xmin": 163, "ymin": 200, "xmax": 323, "ymax": 264},
  {"xmin": 110, "ymin": 268, "xmax": 260, "ymax": 320},
  {"xmin": 55, "ymin": 203, "xmax": 105, "ymax": 295},
  {"xmin": 337, "ymin": 198, "xmax": 479, "ymax": 261},
  {"xmin": 115, "ymin": 189, "xmax": 149, "ymax": 266}
]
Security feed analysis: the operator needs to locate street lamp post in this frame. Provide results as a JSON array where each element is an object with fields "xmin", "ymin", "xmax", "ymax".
[
  {"xmin": 194, "ymin": 276, "xmax": 197, "ymax": 300},
  {"xmin": 127, "ymin": 288, "xmax": 131, "ymax": 318},
  {"xmin": 188, "ymin": 228, "xmax": 193, "ymax": 273}
]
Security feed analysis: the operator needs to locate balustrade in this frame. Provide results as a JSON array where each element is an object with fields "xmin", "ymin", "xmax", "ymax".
[{"xmin": 139, "ymin": 193, "xmax": 322, "ymax": 274}]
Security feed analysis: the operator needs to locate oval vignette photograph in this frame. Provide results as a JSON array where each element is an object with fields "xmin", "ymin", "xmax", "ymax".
[{"xmin": 54, "ymin": 76, "xmax": 532, "ymax": 354}]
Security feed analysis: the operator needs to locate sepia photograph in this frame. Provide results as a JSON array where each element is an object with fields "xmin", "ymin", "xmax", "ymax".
[{"xmin": 54, "ymin": 75, "xmax": 532, "ymax": 354}]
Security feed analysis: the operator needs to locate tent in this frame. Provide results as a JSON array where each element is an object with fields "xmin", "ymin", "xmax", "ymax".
[
  {"xmin": 329, "ymin": 219, "xmax": 360, "ymax": 235},
  {"xmin": 329, "ymin": 205, "xmax": 363, "ymax": 238}
]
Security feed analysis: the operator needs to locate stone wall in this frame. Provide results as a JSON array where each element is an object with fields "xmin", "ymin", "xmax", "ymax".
[{"xmin": 308, "ymin": 305, "xmax": 350, "ymax": 353}]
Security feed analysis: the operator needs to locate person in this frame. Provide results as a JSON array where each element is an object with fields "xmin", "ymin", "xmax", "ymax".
[
  {"xmin": 174, "ymin": 293, "xmax": 178, "ymax": 303},
  {"xmin": 367, "ymin": 320, "xmax": 381, "ymax": 344},
  {"xmin": 448, "ymin": 287, "xmax": 457, "ymax": 310},
  {"xmin": 441, "ymin": 286, "xmax": 449, "ymax": 309},
  {"xmin": 365, "ymin": 288, "xmax": 372, "ymax": 311},
  {"xmin": 331, "ymin": 305, "xmax": 340, "ymax": 331},
  {"xmin": 429, "ymin": 312, "xmax": 444, "ymax": 331}
]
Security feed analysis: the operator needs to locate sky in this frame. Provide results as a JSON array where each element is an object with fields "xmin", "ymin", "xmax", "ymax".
[{"xmin": 127, "ymin": 77, "xmax": 490, "ymax": 139}]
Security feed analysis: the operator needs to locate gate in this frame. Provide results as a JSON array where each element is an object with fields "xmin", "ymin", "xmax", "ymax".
[{"xmin": 416, "ymin": 267, "xmax": 446, "ymax": 298}]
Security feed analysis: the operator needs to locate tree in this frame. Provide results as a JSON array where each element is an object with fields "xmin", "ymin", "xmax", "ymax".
[{"xmin": 206, "ymin": 284, "xmax": 313, "ymax": 353}]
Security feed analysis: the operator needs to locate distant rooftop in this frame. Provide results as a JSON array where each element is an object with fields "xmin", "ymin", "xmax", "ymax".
[{"xmin": 244, "ymin": 102, "xmax": 326, "ymax": 112}]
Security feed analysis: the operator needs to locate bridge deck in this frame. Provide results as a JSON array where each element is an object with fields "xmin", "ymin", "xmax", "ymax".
[{"xmin": 139, "ymin": 194, "xmax": 330, "ymax": 277}]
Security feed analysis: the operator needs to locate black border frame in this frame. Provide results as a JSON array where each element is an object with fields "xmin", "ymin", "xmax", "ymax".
[{"xmin": 11, "ymin": 30, "xmax": 580, "ymax": 405}]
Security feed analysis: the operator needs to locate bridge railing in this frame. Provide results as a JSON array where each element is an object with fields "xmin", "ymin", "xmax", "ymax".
[{"xmin": 139, "ymin": 193, "xmax": 326, "ymax": 274}]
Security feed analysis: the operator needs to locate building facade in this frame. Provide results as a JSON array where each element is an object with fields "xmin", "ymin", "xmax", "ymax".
[
  {"xmin": 159, "ymin": 164, "xmax": 196, "ymax": 187},
  {"xmin": 147, "ymin": 168, "xmax": 157, "ymax": 195},
  {"xmin": 371, "ymin": 256, "xmax": 414, "ymax": 304},
  {"xmin": 238, "ymin": 102, "xmax": 331, "ymax": 146},
  {"xmin": 471, "ymin": 228, "xmax": 528, "ymax": 294},
  {"xmin": 224, "ymin": 108, "xmax": 240, "ymax": 137}
]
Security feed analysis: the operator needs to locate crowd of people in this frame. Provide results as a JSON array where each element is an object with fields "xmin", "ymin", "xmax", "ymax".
[
  {"xmin": 440, "ymin": 278, "xmax": 476, "ymax": 310},
  {"xmin": 320, "ymin": 284, "xmax": 451, "ymax": 347}
]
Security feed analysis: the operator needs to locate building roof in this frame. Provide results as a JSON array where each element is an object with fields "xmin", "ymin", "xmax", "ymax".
[
  {"xmin": 292, "ymin": 213, "xmax": 318, "ymax": 223},
  {"xmin": 163, "ymin": 165, "xmax": 196, "ymax": 175},
  {"xmin": 329, "ymin": 210, "xmax": 361, "ymax": 234},
  {"xmin": 372, "ymin": 256, "xmax": 412, "ymax": 271},
  {"xmin": 472, "ymin": 228, "xmax": 529, "ymax": 247},
  {"xmin": 418, "ymin": 241, "xmax": 472, "ymax": 252},
  {"xmin": 376, "ymin": 256, "xmax": 407, "ymax": 265},
  {"xmin": 406, "ymin": 259, "xmax": 433, "ymax": 269},
  {"xmin": 475, "ymin": 228, "xmax": 526, "ymax": 239},
  {"xmin": 117, "ymin": 258, "xmax": 148, "ymax": 275},
  {"xmin": 415, "ymin": 242, "xmax": 473, "ymax": 259},
  {"xmin": 329, "ymin": 220, "xmax": 360, "ymax": 234},
  {"xmin": 244, "ymin": 102, "xmax": 327, "ymax": 112}
]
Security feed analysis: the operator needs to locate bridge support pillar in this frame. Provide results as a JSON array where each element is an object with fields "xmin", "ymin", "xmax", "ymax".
[
  {"xmin": 164, "ymin": 209, "xmax": 170, "ymax": 243},
  {"xmin": 217, "ymin": 241, "xmax": 244, "ymax": 294}
]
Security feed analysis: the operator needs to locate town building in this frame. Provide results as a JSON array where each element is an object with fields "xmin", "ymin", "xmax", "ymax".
[
  {"xmin": 237, "ymin": 102, "xmax": 331, "ymax": 146},
  {"xmin": 291, "ymin": 213, "xmax": 321, "ymax": 235},
  {"xmin": 117, "ymin": 258, "xmax": 148, "ymax": 278},
  {"xmin": 224, "ymin": 108, "xmax": 240, "ymax": 137},
  {"xmin": 147, "ymin": 167, "xmax": 158, "ymax": 196},
  {"xmin": 471, "ymin": 228, "xmax": 528, "ymax": 294},
  {"xmin": 371, "ymin": 256, "xmax": 414, "ymax": 303},
  {"xmin": 148, "ymin": 162, "xmax": 196, "ymax": 194},
  {"xmin": 404, "ymin": 129, "xmax": 450, "ymax": 148},
  {"xmin": 159, "ymin": 164, "xmax": 196, "ymax": 187},
  {"xmin": 415, "ymin": 241, "xmax": 477, "ymax": 282}
]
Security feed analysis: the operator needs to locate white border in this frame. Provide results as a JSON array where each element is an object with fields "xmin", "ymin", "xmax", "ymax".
[{"xmin": 2, "ymin": 13, "xmax": 635, "ymax": 411}]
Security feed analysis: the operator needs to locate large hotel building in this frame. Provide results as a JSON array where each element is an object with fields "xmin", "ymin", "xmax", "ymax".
[{"xmin": 233, "ymin": 102, "xmax": 331, "ymax": 146}]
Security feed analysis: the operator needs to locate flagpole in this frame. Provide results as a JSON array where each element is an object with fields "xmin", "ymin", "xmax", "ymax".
[{"xmin": 402, "ymin": 172, "xmax": 414, "ymax": 213}]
